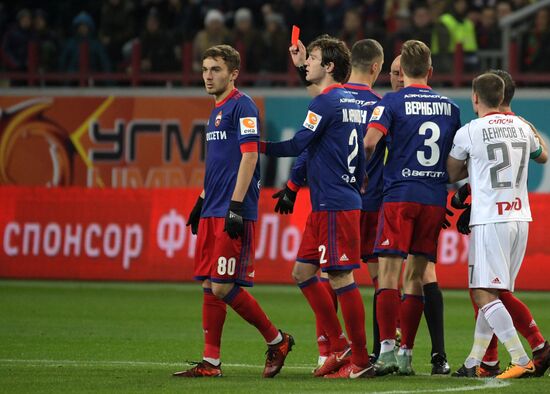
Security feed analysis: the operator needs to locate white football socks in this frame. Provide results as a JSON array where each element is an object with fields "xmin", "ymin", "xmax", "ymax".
[
  {"xmin": 465, "ymin": 311, "xmax": 493, "ymax": 368},
  {"xmin": 482, "ymin": 299, "xmax": 530, "ymax": 366}
]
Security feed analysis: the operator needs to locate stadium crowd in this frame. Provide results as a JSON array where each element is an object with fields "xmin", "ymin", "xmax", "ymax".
[{"xmin": 0, "ymin": 0, "xmax": 549, "ymax": 85}]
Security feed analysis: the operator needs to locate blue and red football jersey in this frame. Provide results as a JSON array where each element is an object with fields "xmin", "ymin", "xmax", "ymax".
[
  {"xmin": 368, "ymin": 84, "xmax": 461, "ymax": 207},
  {"xmin": 201, "ymin": 88, "xmax": 260, "ymax": 220},
  {"xmin": 287, "ymin": 83, "xmax": 385, "ymax": 212},
  {"xmin": 344, "ymin": 83, "xmax": 384, "ymax": 212},
  {"xmin": 265, "ymin": 84, "xmax": 364, "ymax": 211}
]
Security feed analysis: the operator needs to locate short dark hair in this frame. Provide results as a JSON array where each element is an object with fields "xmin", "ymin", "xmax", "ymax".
[
  {"xmin": 473, "ymin": 73, "xmax": 504, "ymax": 108},
  {"xmin": 351, "ymin": 39, "xmax": 383, "ymax": 73},
  {"xmin": 307, "ymin": 34, "xmax": 351, "ymax": 83},
  {"xmin": 202, "ymin": 44, "xmax": 240, "ymax": 72},
  {"xmin": 400, "ymin": 40, "xmax": 431, "ymax": 78},
  {"xmin": 488, "ymin": 69, "xmax": 515, "ymax": 107}
]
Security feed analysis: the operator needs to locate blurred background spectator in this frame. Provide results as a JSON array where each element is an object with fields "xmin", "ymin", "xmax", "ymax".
[
  {"xmin": 32, "ymin": 9, "xmax": 59, "ymax": 72},
  {"xmin": 0, "ymin": 0, "xmax": 549, "ymax": 86},
  {"xmin": 138, "ymin": 7, "xmax": 177, "ymax": 73},
  {"xmin": 98, "ymin": 0, "xmax": 135, "ymax": 70},
  {"xmin": 59, "ymin": 11, "xmax": 111, "ymax": 73},
  {"xmin": 192, "ymin": 9, "xmax": 230, "ymax": 72},
  {"xmin": 232, "ymin": 7, "xmax": 264, "ymax": 74},
  {"xmin": 522, "ymin": 7, "xmax": 550, "ymax": 72},
  {"xmin": 2, "ymin": 8, "xmax": 32, "ymax": 72}
]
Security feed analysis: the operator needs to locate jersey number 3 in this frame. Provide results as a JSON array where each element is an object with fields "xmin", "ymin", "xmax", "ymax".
[{"xmin": 417, "ymin": 121, "xmax": 441, "ymax": 166}]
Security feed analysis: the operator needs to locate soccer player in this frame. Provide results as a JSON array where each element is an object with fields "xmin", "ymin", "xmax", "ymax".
[
  {"xmin": 364, "ymin": 40, "xmax": 461, "ymax": 376},
  {"xmin": 263, "ymin": 35, "xmax": 373, "ymax": 379},
  {"xmin": 451, "ymin": 71, "xmax": 550, "ymax": 378},
  {"xmin": 279, "ymin": 38, "xmax": 386, "ymax": 369},
  {"xmin": 173, "ymin": 44, "xmax": 293, "ymax": 379}
]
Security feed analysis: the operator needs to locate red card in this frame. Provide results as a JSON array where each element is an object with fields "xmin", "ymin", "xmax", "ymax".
[{"xmin": 291, "ymin": 25, "xmax": 300, "ymax": 46}]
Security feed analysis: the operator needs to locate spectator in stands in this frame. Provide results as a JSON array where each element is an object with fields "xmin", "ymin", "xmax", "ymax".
[
  {"xmin": 411, "ymin": 4, "xmax": 435, "ymax": 47},
  {"xmin": 139, "ymin": 7, "xmax": 177, "ymax": 73},
  {"xmin": 323, "ymin": 0, "xmax": 347, "ymax": 37},
  {"xmin": 98, "ymin": 0, "xmax": 135, "ymax": 69},
  {"xmin": 2, "ymin": 8, "xmax": 32, "ymax": 71},
  {"xmin": 384, "ymin": 8, "xmax": 412, "ymax": 61},
  {"xmin": 32, "ymin": 9, "xmax": 59, "ymax": 72},
  {"xmin": 59, "ymin": 11, "xmax": 111, "ymax": 73},
  {"xmin": 260, "ymin": 12, "xmax": 287, "ymax": 76},
  {"xmin": 476, "ymin": 6, "xmax": 501, "ymax": 50},
  {"xmin": 192, "ymin": 9, "xmax": 231, "ymax": 72},
  {"xmin": 231, "ymin": 7, "xmax": 264, "ymax": 74},
  {"xmin": 496, "ymin": 1, "xmax": 513, "ymax": 19},
  {"xmin": 283, "ymin": 0, "xmax": 324, "ymax": 45},
  {"xmin": 522, "ymin": 7, "xmax": 550, "ymax": 72},
  {"xmin": 338, "ymin": 8, "xmax": 364, "ymax": 50},
  {"xmin": 432, "ymin": 0, "xmax": 478, "ymax": 72}
]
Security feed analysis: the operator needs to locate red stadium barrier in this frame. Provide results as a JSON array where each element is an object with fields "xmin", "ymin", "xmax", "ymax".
[{"xmin": 1, "ymin": 186, "xmax": 549, "ymax": 290}]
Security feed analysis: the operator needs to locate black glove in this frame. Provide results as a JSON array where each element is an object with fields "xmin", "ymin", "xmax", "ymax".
[
  {"xmin": 187, "ymin": 196, "xmax": 203, "ymax": 235},
  {"xmin": 442, "ymin": 208, "xmax": 454, "ymax": 229},
  {"xmin": 224, "ymin": 200, "xmax": 244, "ymax": 239},
  {"xmin": 272, "ymin": 186, "xmax": 297, "ymax": 214},
  {"xmin": 451, "ymin": 183, "xmax": 471, "ymax": 210},
  {"xmin": 457, "ymin": 206, "xmax": 471, "ymax": 235}
]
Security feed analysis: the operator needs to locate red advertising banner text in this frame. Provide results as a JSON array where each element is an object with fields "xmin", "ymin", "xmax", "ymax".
[{"xmin": 1, "ymin": 186, "xmax": 550, "ymax": 290}]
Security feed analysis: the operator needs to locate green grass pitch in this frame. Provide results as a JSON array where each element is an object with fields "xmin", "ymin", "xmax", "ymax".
[{"xmin": 1, "ymin": 280, "xmax": 549, "ymax": 393}]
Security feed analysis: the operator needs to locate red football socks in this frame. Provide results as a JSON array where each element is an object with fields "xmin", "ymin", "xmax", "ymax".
[
  {"xmin": 299, "ymin": 276, "xmax": 348, "ymax": 352},
  {"xmin": 500, "ymin": 290, "xmax": 545, "ymax": 350},
  {"xmin": 202, "ymin": 288, "xmax": 227, "ymax": 360},
  {"xmin": 336, "ymin": 283, "xmax": 370, "ymax": 367},
  {"xmin": 222, "ymin": 286, "xmax": 279, "ymax": 343},
  {"xmin": 400, "ymin": 294, "xmax": 424, "ymax": 349},
  {"xmin": 377, "ymin": 288, "xmax": 400, "ymax": 341}
]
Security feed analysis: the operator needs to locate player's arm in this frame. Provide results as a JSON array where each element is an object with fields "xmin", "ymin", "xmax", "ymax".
[
  {"xmin": 520, "ymin": 116, "xmax": 548, "ymax": 163},
  {"xmin": 262, "ymin": 101, "xmax": 325, "ymax": 157},
  {"xmin": 364, "ymin": 127, "xmax": 384, "ymax": 161},
  {"xmin": 447, "ymin": 156, "xmax": 468, "ymax": 183},
  {"xmin": 272, "ymin": 151, "xmax": 306, "ymax": 215},
  {"xmin": 232, "ymin": 148, "xmax": 257, "ymax": 202}
]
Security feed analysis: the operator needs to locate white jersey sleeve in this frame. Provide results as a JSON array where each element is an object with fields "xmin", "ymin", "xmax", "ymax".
[
  {"xmin": 465, "ymin": 114, "xmax": 534, "ymax": 225},
  {"xmin": 449, "ymin": 124, "xmax": 472, "ymax": 161}
]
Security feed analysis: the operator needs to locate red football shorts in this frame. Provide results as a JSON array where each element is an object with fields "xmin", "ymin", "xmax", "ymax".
[
  {"xmin": 296, "ymin": 210, "xmax": 361, "ymax": 272},
  {"xmin": 361, "ymin": 210, "xmax": 380, "ymax": 263},
  {"xmin": 374, "ymin": 202, "xmax": 445, "ymax": 261},
  {"xmin": 194, "ymin": 217, "xmax": 255, "ymax": 287}
]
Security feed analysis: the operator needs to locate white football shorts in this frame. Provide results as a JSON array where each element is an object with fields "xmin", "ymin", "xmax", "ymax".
[{"xmin": 468, "ymin": 221, "xmax": 529, "ymax": 291}]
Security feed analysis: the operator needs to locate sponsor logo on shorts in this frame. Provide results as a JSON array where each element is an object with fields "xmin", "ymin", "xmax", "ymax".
[
  {"xmin": 339, "ymin": 254, "xmax": 349, "ymax": 262},
  {"xmin": 239, "ymin": 117, "xmax": 258, "ymax": 135},
  {"xmin": 248, "ymin": 271, "xmax": 255, "ymax": 278},
  {"xmin": 381, "ymin": 239, "xmax": 390, "ymax": 246},
  {"xmin": 491, "ymin": 277, "xmax": 501, "ymax": 284},
  {"xmin": 369, "ymin": 106, "xmax": 384, "ymax": 121},
  {"xmin": 303, "ymin": 111, "xmax": 322, "ymax": 131}
]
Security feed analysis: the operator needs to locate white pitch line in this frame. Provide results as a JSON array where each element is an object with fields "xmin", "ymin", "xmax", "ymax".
[{"xmin": 370, "ymin": 379, "xmax": 510, "ymax": 394}]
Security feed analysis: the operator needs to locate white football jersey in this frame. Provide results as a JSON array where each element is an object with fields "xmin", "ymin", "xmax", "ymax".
[{"xmin": 449, "ymin": 113, "xmax": 541, "ymax": 225}]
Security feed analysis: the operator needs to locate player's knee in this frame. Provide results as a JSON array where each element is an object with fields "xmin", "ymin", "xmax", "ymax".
[{"xmin": 292, "ymin": 262, "xmax": 318, "ymax": 284}]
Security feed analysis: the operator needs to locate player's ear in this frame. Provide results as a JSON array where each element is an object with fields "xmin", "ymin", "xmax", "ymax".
[
  {"xmin": 427, "ymin": 66, "xmax": 433, "ymax": 80},
  {"xmin": 324, "ymin": 61, "xmax": 335, "ymax": 74},
  {"xmin": 229, "ymin": 68, "xmax": 239, "ymax": 82}
]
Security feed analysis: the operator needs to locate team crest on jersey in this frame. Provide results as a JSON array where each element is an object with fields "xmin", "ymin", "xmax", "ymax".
[
  {"xmin": 215, "ymin": 111, "xmax": 222, "ymax": 127},
  {"xmin": 303, "ymin": 110, "xmax": 322, "ymax": 131},
  {"xmin": 239, "ymin": 117, "xmax": 258, "ymax": 135},
  {"xmin": 370, "ymin": 106, "xmax": 384, "ymax": 121}
]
